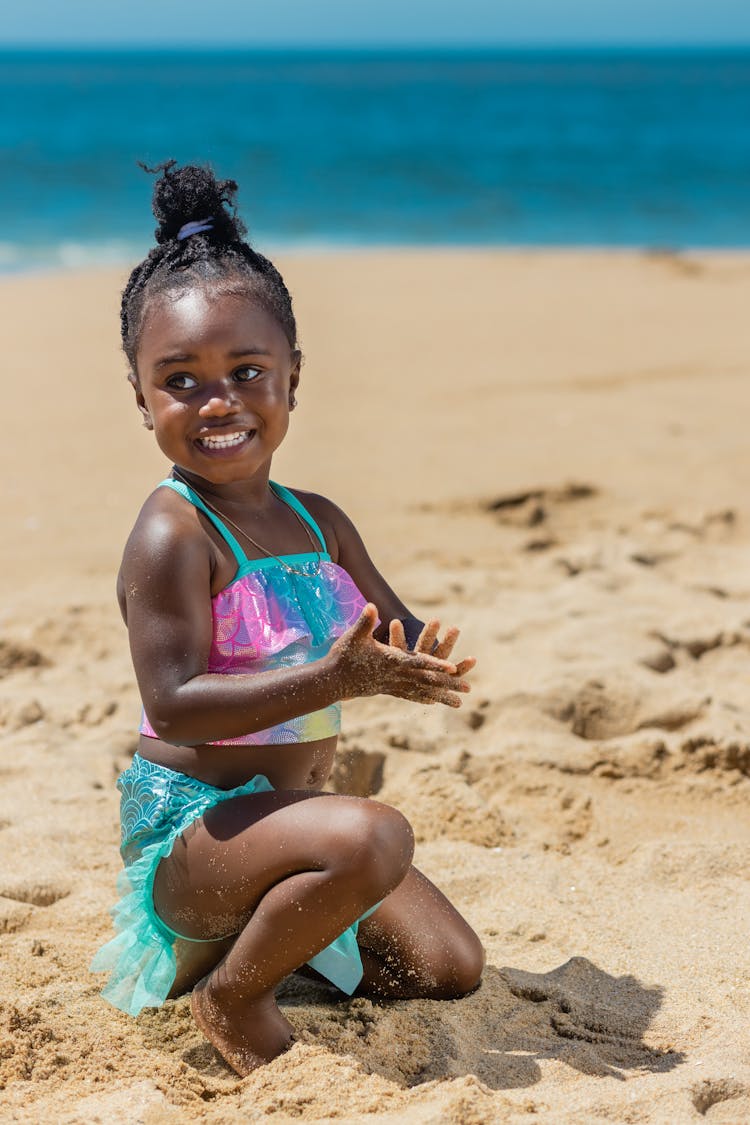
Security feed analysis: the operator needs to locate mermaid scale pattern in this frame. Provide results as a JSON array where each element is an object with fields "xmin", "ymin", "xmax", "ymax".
[
  {"xmin": 91, "ymin": 755, "xmax": 377, "ymax": 1015},
  {"xmin": 209, "ymin": 560, "xmax": 365, "ymax": 665},
  {"xmin": 91, "ymin": 756, "xmax": 276, "ymax": 1015},
  {"xmin": 139, "ymin": 559, "xmax": 368, "ymax": 745}
]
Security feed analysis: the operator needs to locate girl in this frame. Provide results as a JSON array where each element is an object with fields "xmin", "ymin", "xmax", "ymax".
[{"xmin": 92, "ymin": 162, "xmax": 483, "ymax": 1077}]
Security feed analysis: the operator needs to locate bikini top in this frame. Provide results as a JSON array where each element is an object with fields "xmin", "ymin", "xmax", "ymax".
[{"xmin": 138, "ymin": 477, "xmax": 369, "ymax": 746}]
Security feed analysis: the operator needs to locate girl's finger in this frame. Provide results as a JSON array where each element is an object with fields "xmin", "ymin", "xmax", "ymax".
[
  {"xmin": 388, "ymin": 619, "xmax": 408, "ymax": 651},
  {"xmin": 415, "ymin": 619, "xmax": 440, "ymax": 654},
  {"xmin": 397, "ymin": 680, "xmax": 465, "ymax": 707},
  {"xmin": 413, "ymin": 669, "xmax": 471, "ymax": 692},
  {"xmin": 433, "ymin": 690, "xmax": 464, "ymax": 709},
  {"xmin": 452, "ymin": 657, "xmax": 477, "ymax": 677},
  {"xmin": 400, "ymin": 689, "xmax": 437, "ymax": 705},
  {"xmin": 433, "ymin": 626, "xmax": 460, "ymax": 660},
  {"xmin": 402, "ymin": 652, "xmax": 458, "ymax": 674},
  {"xmin": 349, "ymin": 603, "xmax": 379, "ymax": 641}
]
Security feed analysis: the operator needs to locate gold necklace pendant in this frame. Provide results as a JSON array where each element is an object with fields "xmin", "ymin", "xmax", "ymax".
[{"xmin": 170, "ymin": 470, "xmax": 323, "ymax": 577}]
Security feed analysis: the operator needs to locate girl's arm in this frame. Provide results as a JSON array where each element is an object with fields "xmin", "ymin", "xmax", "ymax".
[
  {"xmin": 121, "ymin": 494, "xmax": 468, "ymax": 747},
  {"xmin": 298, "ymin": 492, "xmax": 442, "ymax": 648}
]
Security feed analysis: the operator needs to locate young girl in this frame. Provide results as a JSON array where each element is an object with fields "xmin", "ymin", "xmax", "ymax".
[{"xmin": 92, "ymin": 162, "xmax": 483, "ymax": 1077}]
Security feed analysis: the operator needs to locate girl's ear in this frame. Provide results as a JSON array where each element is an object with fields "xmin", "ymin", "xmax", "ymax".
[
  {"xmin": 129, "ymin": 372, "xmax": 153, "ymax": 430},
  {"xmin": 289, "ymin": 351, "xmax": 301, "ymax": 410}
]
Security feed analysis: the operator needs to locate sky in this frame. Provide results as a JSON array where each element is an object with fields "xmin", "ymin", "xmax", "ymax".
[{"xmin": 2, "ymin": 0, "xmax": 750, "ymax": 48}]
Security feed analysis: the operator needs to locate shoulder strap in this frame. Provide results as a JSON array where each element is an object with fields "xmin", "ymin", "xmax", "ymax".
[
  {"xmin": 270, "ymin": 482, "xmax": 328, "ymax": 553},
  {"xmin": 157, "ymin": 478, "xmax": 248, "ymax": 567}
]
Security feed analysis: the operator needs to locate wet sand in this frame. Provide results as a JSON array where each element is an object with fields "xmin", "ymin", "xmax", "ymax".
[{"xmin": 2, "ymin": 249, "xmax": 750, "ymax": 1122}]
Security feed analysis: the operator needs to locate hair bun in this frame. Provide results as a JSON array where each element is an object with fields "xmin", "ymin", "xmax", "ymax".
[{"xmin": 142, "ymin": 160, "xmax": 248, "ymax": 245}]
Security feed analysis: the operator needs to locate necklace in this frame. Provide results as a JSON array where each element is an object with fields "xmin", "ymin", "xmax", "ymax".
[{"xmin": 171, "ymin": 468, "xmax": 322, "ymax": 576}]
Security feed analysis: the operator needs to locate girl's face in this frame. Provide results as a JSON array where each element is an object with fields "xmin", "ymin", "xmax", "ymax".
[{"xmin": 133, "ymin": 286, "xmax": 300, "ymax": 487}]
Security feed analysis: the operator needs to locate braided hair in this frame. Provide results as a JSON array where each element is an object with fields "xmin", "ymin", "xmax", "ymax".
[{"xmin": 121, "ymin": 161, "xmax": 298, "ymax": 370}]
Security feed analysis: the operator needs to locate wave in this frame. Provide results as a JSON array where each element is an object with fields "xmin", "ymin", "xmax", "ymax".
[{"xmin": 0, "ymin": 239, "xmax": 146, "ymax": 275}]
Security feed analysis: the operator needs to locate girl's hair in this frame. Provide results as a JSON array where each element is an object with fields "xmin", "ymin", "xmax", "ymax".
[{"xmin": 121, "ymin": 161, "xmax": 298, "ymax": 369}]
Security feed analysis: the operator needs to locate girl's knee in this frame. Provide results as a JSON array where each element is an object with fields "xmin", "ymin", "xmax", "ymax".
[
  {"xmin": 419, "ymin": 927, "xmax": 485, "ymax": 1000},
  {"xmin": 447, "ymin": 928, "xmax": 485, "ymax": 998},
  {"xmin": 332, "ymin": 799, "xmax": 414, "ymax": 891}
]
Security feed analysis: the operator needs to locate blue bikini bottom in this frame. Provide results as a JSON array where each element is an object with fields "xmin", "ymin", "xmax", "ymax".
[{"xmin": 91, "ymin": 753, "xmax": 378, "ymax": 1017}]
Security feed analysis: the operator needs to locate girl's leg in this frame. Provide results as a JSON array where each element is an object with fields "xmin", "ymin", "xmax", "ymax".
[
  {"xmin": 354, "ymin": 866, "xmax": 485, "ymax": 1000},
  {"xmin": 168, "ymin": 935, "xmax": 235, "ymax": 999},
  {"xmin": 151, "ymin": 790, "xmax": 414, "ymax": 1075}
]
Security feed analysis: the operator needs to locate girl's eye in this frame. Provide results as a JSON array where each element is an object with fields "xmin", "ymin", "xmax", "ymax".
[
  {"xmin": 234, "ymin": 366, "xmax": 262, "ymax": 382},
  {"xmin": 166, "ymin": 373, "xmax": 198, "ymax": 390}
]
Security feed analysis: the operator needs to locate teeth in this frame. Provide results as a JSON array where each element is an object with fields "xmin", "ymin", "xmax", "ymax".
[{"xmin": 198, "ymin": 431, "xmax": 250, "ymax": 449}]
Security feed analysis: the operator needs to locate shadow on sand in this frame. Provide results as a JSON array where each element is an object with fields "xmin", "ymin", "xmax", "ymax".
[
  {"xmin": 270, "ymin": 956, "xmax": 684, "ymax": 1091},
  {"xmin": 143, "ymin": 955, "xmax": 683, "ymax": 1092}
]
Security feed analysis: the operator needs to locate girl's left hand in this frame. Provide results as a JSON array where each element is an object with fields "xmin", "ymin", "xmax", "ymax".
[{"xmin": 387, "ymin": 619, "xmax": 476, "ymax": 679}]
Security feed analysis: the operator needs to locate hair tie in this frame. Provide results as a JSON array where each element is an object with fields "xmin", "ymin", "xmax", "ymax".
[{"xmin": 176, "ymin": 217, "xmax": 214, "ymax": 241}]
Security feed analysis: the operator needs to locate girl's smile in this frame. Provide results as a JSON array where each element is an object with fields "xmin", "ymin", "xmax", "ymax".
[
  {"xmin": 133, "ymin": 286, "xmax": 300, "ymax": 488},
  {"xmin": 196, "ymin": 429, "xmax": 255, "ymax": 452}
]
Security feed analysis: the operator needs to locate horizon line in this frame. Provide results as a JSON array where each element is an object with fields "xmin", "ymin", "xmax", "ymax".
[{"xmin": 2, "ymin": 41, "xmax": 750, "ymax": 52}]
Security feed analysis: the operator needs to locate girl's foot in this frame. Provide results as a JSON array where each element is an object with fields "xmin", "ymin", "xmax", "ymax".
[{"xmin": 191, "ymin": 978, "xmax": 294, "ymax": 1076}]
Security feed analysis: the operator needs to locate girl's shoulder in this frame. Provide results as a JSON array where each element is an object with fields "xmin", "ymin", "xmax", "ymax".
[
  {"xmin": 132, "ymin": 482, "xmax": 207, "ymax": 537},
  {"xmin": 117, "ymin": 485, "xmax": 217, "ymax": 622},
  {"xmin": 281, "ymin": 487, "xmax": 353, "ymax": 563},
  {"xmin": 122, "ymin": 484, "xmax": 218, "ymax": 572}
]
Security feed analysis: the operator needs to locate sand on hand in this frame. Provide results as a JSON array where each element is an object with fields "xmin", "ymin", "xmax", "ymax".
[{"xmin": 2, "ymin": 250, "xmax": 750, "ymax": 1123}]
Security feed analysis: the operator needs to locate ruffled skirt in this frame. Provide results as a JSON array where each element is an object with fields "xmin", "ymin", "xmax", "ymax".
[{"xmin": 91, "ymin": 753, "xmax": 375, "ymax": 1016}]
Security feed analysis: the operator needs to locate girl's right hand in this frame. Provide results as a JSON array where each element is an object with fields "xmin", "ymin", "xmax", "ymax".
[{"xmin": 329, "ymin": 604, "xmax": 474, "ymax": 708}]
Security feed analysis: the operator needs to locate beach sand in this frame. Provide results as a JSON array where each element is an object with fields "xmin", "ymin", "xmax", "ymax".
[{"xmin": 2, "ymin": 248, "xmax": 750, "ymax": 1123}]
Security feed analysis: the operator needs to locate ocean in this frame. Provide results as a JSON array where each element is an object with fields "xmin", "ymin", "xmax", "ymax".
[{"xmin": 1, "ymin": 48, "xmax": 749, "ymax": 271}]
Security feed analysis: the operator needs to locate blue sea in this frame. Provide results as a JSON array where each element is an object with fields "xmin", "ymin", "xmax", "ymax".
[{"xmin": 1, "ymin": 48, "xmax": 749, "ymax": 271}]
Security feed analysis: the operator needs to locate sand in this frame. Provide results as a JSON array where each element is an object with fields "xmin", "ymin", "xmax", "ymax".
[{"xmin": 2, "ymin": 248, "xmax": 750, "ymax": 1123}]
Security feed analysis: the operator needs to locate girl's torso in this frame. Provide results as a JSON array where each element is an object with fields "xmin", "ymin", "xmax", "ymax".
[
  {"xmin": 127, "ymin": 478, "xmax": 367, "ymax": 790},
  {"xmin": 136, "ymin": 732, "xmax": 338, "ymax": 791}
]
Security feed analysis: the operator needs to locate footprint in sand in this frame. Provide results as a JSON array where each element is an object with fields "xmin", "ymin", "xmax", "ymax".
[
  {"xmin": 485, "ymin": 482, "xmax": 597, "ymax": 529},
  {"xmin": 0, "ymin": 879, "xmax": 70, "ymax": 907},
  {"xmin": 0, "ymin": 640, "xmax": 48, "ymax": 679},
  {"xmin": 546, "ymin": 678, "xmax": 707, "ymax": 741},
  {"xmin": 691, "ymin": 1077, "xmax": 750, "ymax": 1118},
  {"xmin": 650, "ymin": 628, "xmax": 742, "ymax": 662}
]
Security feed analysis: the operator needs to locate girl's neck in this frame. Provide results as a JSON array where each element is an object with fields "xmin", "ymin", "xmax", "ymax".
[{"xmin": 171, "ymin": 465, "xmax": 275, "ymax": 511}]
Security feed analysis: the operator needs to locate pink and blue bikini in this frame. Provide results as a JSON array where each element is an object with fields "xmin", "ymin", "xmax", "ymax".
[{"xmin": 91, "ymin": 478, "xmax": 376, "ymax": 1016}]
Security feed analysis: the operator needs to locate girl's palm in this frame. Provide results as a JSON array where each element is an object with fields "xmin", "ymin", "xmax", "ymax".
[{"xmin": 333, "ymin": 605, "xmax": 474, "ymax": 707}]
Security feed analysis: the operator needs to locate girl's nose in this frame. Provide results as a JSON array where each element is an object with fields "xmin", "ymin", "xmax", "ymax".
[{"xmin": 198, "ymin": 384, "xmax": 241, "ymax": 418}]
